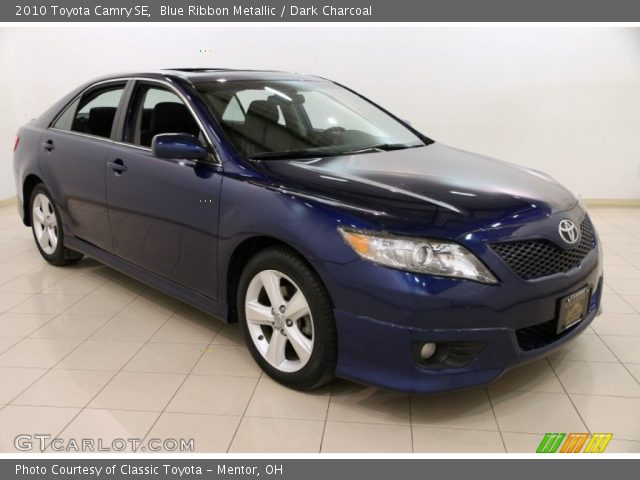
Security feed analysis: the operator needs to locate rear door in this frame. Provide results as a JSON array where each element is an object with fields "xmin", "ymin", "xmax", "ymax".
[
  {"xmin": 105, "ymin": 80, "xmax": 223, "ymax": 300},
  {"xmin": 39, "ymin": 81, "xmax": 128, "ymax": 252}
]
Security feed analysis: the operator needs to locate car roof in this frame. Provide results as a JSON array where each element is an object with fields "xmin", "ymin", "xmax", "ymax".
[{"xmin": 97, "ymin": 68, "xmax": 326, "ymax": 84}]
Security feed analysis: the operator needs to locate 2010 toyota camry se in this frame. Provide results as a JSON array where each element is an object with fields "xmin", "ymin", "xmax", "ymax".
[{"xmin": 12, "ymin": 69, "xmax": 603, "ymax": 393}]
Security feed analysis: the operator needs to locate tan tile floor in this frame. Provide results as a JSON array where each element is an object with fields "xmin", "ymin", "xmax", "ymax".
[{"xmin": 0, "ymin": 204, "xmax": 639, "ymax": 453}]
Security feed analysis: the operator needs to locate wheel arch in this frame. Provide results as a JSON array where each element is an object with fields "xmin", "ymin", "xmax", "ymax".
[
  {"xmin": 224, "ymin": 235, "xmax": 331, "ymax": 323},
  {"xmin": 22, "ymin": 174, "xmax": 44, "ymax": 226}
]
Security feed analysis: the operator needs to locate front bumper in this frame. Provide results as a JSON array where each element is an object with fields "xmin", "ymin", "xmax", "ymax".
[
  {"xmin": 334, "ymin": 297, "xmax": 599, "ymax": 394},
  {"xmin": 320, "ymin": 237, "xmax": 603, "ymax": 394}
]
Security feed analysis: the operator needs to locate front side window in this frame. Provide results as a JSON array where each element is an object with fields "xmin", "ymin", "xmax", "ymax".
[
  {"xmin": 54, "ymin": 85, "xmax": 125, "ymax": 139},
  {"xmin": 125, "ymin": 84, "xmax": 203, "ymax": 147},
  {"xmin": 197, "ymin": 79, "xmax": 427, "ymax": 159}
]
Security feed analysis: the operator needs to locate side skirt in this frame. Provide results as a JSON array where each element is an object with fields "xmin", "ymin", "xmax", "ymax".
[{"xmin": 65, "ymin": 236, "xmax": 229, "ymax": 323}]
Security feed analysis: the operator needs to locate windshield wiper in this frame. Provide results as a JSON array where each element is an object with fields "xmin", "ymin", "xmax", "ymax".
[
  {"xmin": 250, "ymin": 142, "xmax": 425, "ymax": 160},
  {"xmin": 250, "ymin": 149, "xmax": 342, "ymax": 160},
  {"xmin": 343, "ymin": 143, "xmax": 424, "ymax": 154}
]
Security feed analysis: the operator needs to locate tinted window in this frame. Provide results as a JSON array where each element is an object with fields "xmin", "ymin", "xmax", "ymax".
[
  {"xmin": 69, "ymin": 85, "xmax": 125, "ymax": 139},
  {"xmin": 126, "ymin": 85, "xmax": 202, "ymax": 147},
  {"xmin": 52, "ymin": 97, "xmax": 81, "ymax": 131}
]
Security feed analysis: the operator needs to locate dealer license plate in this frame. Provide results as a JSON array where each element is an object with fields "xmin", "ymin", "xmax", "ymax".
[{"xmin": 557, "ymin": 286, "xmax": 591, "ymax": 333}]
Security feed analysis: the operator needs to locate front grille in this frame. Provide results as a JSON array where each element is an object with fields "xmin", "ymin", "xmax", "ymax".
[{"xmin": 490, "ymin": 216, "xmax": 595, "ymax": 280}]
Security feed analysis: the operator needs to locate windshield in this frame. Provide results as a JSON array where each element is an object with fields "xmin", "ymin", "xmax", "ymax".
[{"xmin": 196, "ymin": 79, "xmax": 429, "ymax": 159}]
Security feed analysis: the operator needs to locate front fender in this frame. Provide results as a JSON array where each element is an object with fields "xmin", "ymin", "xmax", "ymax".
[
  {"xmin": 216, "ymin": 173, "xmax": 383, "ymax": 313},
  {"xmin": 218, "ymin": 174, "xmax": 375, "ymax": 263}
]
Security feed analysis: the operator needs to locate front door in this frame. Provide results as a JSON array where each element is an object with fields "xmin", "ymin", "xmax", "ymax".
[{"xmin": 105, "ymin": 82, "xmax": 223, "ymax": 300}]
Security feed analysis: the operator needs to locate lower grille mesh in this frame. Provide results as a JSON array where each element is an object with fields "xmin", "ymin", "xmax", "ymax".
[
  {"xmin": 515, "ymin": 278, "xmax": 602, "ymax": 351},
  {"xmin": 515, "ymin": 318, "xmax": 575, "ymax": 351}
]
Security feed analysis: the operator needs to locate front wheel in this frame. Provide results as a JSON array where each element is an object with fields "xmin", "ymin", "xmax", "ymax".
[
  {"xmin": 237, "ymin": 247, "xmax": 337, "ymax": 390},
  {"xmin": 30, "ymin": 184, "xmax": 83, "ymax": 266}
]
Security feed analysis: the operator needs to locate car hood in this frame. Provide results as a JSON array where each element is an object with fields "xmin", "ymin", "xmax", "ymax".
[{"xmin": 259, "ymin": 143, "xmax": 577, "ymax": 233}]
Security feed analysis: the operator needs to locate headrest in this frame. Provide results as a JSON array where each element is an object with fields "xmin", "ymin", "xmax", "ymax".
[
  {"xmin": 88, "ymin": 107, "xmax": 117, "ymax": 137},
  {"xmin": 245, "ymin": 100, "xmax": 279, "ymax": 125}
]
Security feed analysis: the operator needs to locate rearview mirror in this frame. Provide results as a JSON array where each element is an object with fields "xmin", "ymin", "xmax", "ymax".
[{"xmin": 151, "ymin": 133, "xmax": 208, "ymax": 161}]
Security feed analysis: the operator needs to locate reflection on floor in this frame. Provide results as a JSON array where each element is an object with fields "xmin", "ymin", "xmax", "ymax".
[{"xmin": 0, "ymin": 204, "xmax": 639, "ymax": 453}]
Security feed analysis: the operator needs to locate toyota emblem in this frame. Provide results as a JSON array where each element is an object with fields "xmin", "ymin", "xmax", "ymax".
[{"xmin": 559, "ymin": 219, "xmax": 580, "ymax": 245}]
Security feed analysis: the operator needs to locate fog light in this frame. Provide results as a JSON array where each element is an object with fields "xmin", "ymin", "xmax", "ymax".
[
  {"xmin": 419, "ymin": 342, "xmax": 437, "ymax": 360},
  {"xmin": 412, "ymin": 341, "xmax": 486, "ymax": 370}
]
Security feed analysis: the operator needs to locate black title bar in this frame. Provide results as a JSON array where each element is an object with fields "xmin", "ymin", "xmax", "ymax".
[
  {"xmin": 4, "ymin": 459, "xmax": 640, "ymax": 480},
  {"xmin": 4, "ymin": 0, "xmax": 640, "ymax": 22}
]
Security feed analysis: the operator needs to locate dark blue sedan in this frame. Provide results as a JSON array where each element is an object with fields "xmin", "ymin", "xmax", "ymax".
[{"xmin": 12, "ymin": 69, "xmax": 603, "ymax": 393}]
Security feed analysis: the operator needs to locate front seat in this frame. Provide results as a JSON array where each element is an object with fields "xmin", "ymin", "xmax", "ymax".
[
  {"xmin": 142, "ymin": 102, "xmax": 200, "ymax": 146},
  {"xmin": 243, "ymin": 100, "xmax": 292, "ymax": 154}
]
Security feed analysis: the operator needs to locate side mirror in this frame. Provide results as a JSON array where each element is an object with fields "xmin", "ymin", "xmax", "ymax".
[{"xmin": 151, "ymin": 133, "xmax": 207, "ymax": 161}]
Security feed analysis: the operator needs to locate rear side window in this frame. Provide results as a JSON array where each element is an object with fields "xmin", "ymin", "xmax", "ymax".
[
  {"xmin": 221, "ymin": 96, "xmax": 245, "ymax": 122},
  {"xmin": 53, "ymin": 84, "xmax": 125, "ymax": 139},
  {"xmin": 52, "ymin": 97, "xmax": 80, "ymax": 131}
]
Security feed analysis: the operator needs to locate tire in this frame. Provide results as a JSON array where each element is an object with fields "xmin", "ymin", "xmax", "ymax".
[
  {"xmin": 237, "ymin": 246, "xmax": 337, "ymax": 390},
  {"xmin": 30, "ymin": 184, "xmax": 83, "ymax": 266}
]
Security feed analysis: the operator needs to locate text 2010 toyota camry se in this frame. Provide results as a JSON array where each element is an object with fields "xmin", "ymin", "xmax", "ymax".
[{"xmin": 13, "ymin": 69, "xmax": 603, "ymax": 393}]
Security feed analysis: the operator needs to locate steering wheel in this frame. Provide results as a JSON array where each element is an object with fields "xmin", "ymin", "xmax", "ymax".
[{"xmin": 323, "ymin": 126, "xmax": 346, "ymax": 145}]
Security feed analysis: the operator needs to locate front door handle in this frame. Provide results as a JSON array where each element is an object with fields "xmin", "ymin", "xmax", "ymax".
[
  {"xmin": 108, "ymin": 159, "xmax": 127, "ymax": 174},
  {"xmin": 42, "ymin": 140, "xmax": 54, "ymax": 152}
]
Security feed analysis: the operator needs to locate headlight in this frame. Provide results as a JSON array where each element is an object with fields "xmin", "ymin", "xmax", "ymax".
[{"xmin": 338, "ymin": 227, "xmax": 498, "ymax": 284}]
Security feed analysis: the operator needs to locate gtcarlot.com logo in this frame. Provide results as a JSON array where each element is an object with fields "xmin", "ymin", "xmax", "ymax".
[
  {"xmin": 14, "ymin": 434, "xmax": 194, "ymax": 452},
  {"xmin": 536, "ymin": 433, "xmax": 613, "ymax": 453}
]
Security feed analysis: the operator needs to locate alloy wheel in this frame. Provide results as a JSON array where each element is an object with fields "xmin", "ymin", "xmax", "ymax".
[
  {"xmin": 244, "ymin": 269, "xmax": 315, "ymax": 373},
  {"xmin": 32, "ymin": 193, "xmax": 58, "ymax": 255}
]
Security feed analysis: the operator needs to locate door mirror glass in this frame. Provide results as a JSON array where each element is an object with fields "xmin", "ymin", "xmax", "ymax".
[{"xmin": 152, "ymin": 133, "xmax": 208, "ymax": 161}]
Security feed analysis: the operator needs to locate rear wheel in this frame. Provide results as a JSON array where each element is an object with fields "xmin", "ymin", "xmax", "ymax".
[
  {"xmin": 30, "ymin": 184, "xmax": 83, "ymax": 266},
  {"xmin": 237, "ymin": 247, "xmax": 336, "ymax": 390}
]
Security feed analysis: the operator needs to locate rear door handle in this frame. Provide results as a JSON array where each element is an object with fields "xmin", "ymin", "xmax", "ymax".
[
  {"xmin": 107, "ymin": 159, "xmax": 127, "ymax": 174},
  {"xmin": 42, "ymin": 140, "xmax": 54, "ymax": 152}
]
